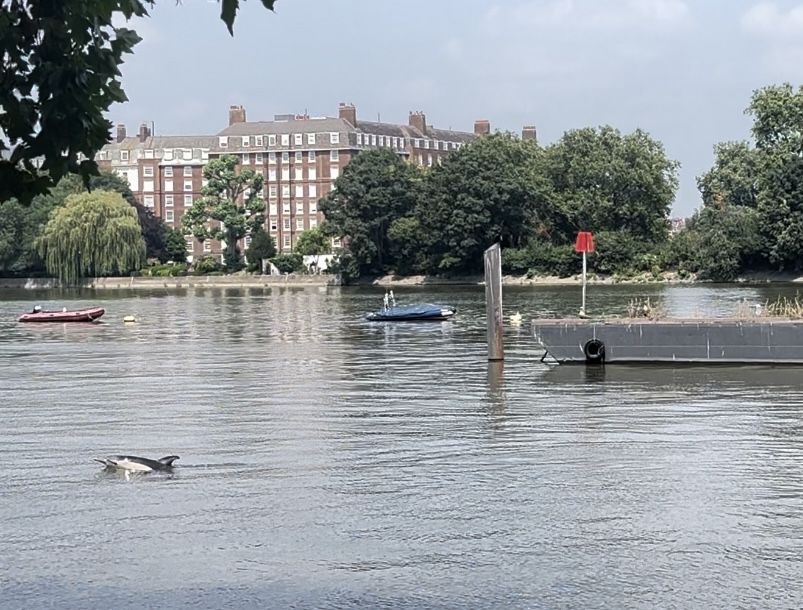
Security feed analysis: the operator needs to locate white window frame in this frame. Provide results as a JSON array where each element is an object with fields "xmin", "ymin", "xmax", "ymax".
[
  {"xmin": 219, "ymin": 136, "xmax": 228, "ymax": 148},
  {"xmin": 183, "ymin": 166, "xmax": 193, "ymax": 177},
  {"xmin": 242, "ymin": 136, "xmax": 250, "ymax": 147},
  {"xmin": 165, "ymin": 180, "xmax": 174, "ymax": 191},
  {"xmin": 329, "ymin": 132, "xmax": 339, "ymax": 144},
  {"xmin": 184, "ymin": 181, "xmax": 193, "ymax": 191},
  {"xmin": 184, "ymin": 194, "xmax": 193, "ymax": 206},
  {"xmin": 294, "ymin": 133, "xmax": 303, "ymax": 146},
  {"xmin": 255, "ymin": 135, "xmax": 264, "ymax": 147},
  {"xmin": 165, "ymin": 209, "xmax": 175, "ymax": 222},
  {"xmin": 164, "ymin": 166, "xmax": 173, "ymax": 177},
  {"xmin": 281, "ymin": 134, "xmax": 289, "ymax": 146},
  {"xmin": 330, "ymin": 149, "xmax": 339, "ymax": 162},
  {"xmin": 307, "ymin": 133, "xmax": 315, "ymax": 145},
  {"xmin": 268, "ymin": 135, "xmax": 276, "ymax": 146},
  {"xmin": 120, "ymin": 150, "xmax": 129, "ymax": 162},
  {"xmin": 143, "ymin": 166, "xmax": 154, "ymax": 177},
  {"xmin": 165, "ymin": 194, "xmax": 174, "ymax": 207}
]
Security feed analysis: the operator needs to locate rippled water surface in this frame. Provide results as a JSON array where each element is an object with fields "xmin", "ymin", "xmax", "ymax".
[{"xmin": 2, "ymin": 283, "xmax": 803, "ymax": 609}]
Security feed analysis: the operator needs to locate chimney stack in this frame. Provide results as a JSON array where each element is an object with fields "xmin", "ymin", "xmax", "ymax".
[
  {"xmin": 408, "ymin": 111, "xmax": 427, "ymax": 135},
  {"xmin": 229, "ymin": 104, "xmax": 246, "ymax": 126},
  {"xmin": 522, "ymin": 126, "xmax": 537, "ymax": 142},
  {"xmin": 138, "ymin": 122, "xmax": 151, "ymax": 143},
  {"xmin": 116, "ymin": 124, "xmax": 127, "ymax": 143},
  {"xmin": 339, "ymin": 102, "xmax": 357, "ymax": 127},
  {"xmin": 474, "ymin": 120, "xmax": 491, "ymax": 136}
]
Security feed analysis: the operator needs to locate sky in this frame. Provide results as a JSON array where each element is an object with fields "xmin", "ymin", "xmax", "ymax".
[{"xmin": 111, "ymin": 0, "xmax": 803, "ymax": 217}]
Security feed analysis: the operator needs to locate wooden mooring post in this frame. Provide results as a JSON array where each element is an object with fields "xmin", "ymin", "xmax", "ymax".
[{"xmin": 484, "ymin": 243, "xmax": 504, "ymax": 361}]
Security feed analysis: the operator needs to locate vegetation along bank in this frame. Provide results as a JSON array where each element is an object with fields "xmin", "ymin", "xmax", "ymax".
[{"xmin": 3, "ymin": 83, "xmax": 803, "ymax": 286}]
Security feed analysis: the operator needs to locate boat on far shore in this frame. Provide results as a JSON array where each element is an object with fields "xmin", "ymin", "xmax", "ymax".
[
  {"xmin": 18, "ymin": 306, "xmax": 106, "ymax": 323},
  {"xmin": 365, "ymin": 291, "xmax": 457, "ymax": 322}
]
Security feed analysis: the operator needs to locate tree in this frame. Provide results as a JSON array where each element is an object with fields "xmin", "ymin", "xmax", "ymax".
[
  {"xmin": 182, "ymin": 154, "xmax": 266, "ymax": 269},
  {"xmin": 538, "ymin": 126, "xmax": 679, "ymax": 243},
  {"xmin": 319, "ymin": 148, "xmax": 423, "ymax": 278},
  {"xmin": 294, "ymin": 226, "xmax": 331, "ymax": 272},
  {"xmin": 746, "ymin": 84, "xmax": 803, "ymax": 270},
  {"xmin": 0, "ymin": 0, "xmax": 277, "ymax": 206},
  {"xmin": 684, "ymin": 204, "xmax": 762, "ymax": 281},
  {"xmin": 697, "ymin": 141, "xmax": 759, "ymax": 209},
  {"xmin": 38, "ymin": 190, "xmax": 146, "ymax": 284},
  {"xmin": 0, "ymin": 195, "xmax": 57, "ymax": 276},
  {"xmin": 49, "ymin": 170, "xmax": 171, "ymax": 262},
  {"xmin": 246, "ymin": 227, "xmax": 277, "ymax": 273},
  {"xmin": 417, "ymin": 133, "xmax": 543, "ymax": 275},
  {"xmin": 164, "ymin": 227, "xmax": 188, "ymax": 264}
]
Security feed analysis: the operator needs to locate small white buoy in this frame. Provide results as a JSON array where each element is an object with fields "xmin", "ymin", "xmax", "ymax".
[
  {"xmin": 510, "ymin": 312, "xmax": 523, "ymax": 326},
  {"xmin": 123, "ymin": 315, "xmax": 136, "ymax": 323}
]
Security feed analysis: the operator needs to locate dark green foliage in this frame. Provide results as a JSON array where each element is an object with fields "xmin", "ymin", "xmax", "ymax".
[
  {"xmin": 697, "ymin": 141, "xmax": 759, "ymax": 209},
  {"xmin": 192, "ymin": 255, "xmax": 224, "ymax": 275},
  {"xmin": 501, "ymin": 240, "xmax": 580, "ymax": 278},
  {"xmin": 592, "ymin": 232, "xmax": 654, "ymax": 276},
  {"xmin": 319, "ymin": 148, "xmax": 422, "ymax": 278},
  {"xmin": 538, "ymin": 126, "xmax": 677, "ymax": 243},
  {"xmin": 0, "ymin": 196, "xmax": 55, "ymax": 276},
  {"xmin": 682, "ymin": 205, "xmax": 762, "ymax": 281},
  {"xmin": 418, "ymin": 133, "xmax": 544, "ymax": 275},
  {"xmin": 164, "ymin": 227, "xmax": 188, "ymax": 264},
  {"xmin": 246, "ymin": 228, "xmax": 277, "ymax": 273},
  {"xmin": 142, "ymin": 263, "xmax": 188, "ymax": 277},
  {"xmin": 0, "ymin": 0, "xmax": 277, "ymax": 205},
  {"xmin": 271, "ymin": 253, "xmax": 304, "ymax": 274}
]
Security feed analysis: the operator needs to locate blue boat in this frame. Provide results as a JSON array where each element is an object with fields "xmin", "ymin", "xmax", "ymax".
[{"xmin": 365, "ymin": 291, "xmax": 457, "ymax": 322}]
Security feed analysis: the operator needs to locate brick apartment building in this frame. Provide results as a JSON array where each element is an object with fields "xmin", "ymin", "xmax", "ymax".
[{"xmin": 97, "ymin": 103, "xmax": 538, "ymax": 260}]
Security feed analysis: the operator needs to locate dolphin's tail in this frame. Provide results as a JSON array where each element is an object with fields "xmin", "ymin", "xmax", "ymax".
[{"xmin": 158, "ymin": 455, "xmax": 180, "ymax": 466}]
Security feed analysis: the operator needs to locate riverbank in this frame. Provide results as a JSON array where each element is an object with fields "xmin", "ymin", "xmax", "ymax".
[{"xmin": 2, "ymin": 270, "xmax": 803, "ymax": 290}]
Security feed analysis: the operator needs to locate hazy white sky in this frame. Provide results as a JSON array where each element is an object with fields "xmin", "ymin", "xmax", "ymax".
[{"xmin": 111, "ymin": 0, "xmax": 803, "ymax": 216}]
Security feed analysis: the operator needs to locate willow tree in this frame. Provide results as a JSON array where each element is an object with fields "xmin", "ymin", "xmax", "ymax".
[{"xmin": 38, "ymin": 190, "xmax": 146, "ymax": 284}]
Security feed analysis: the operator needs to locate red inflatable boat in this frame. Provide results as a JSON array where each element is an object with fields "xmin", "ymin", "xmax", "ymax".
[{"xmin": 18, "ymin": 306, "xmax": 106, "ymax": 323}]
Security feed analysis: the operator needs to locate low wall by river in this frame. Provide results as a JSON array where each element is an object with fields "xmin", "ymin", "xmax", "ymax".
[{"xmin": 0, "ymin": 275, "xmax": 341, "ymax": 290}]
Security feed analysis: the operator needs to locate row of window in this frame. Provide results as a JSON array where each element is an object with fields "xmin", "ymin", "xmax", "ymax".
[
  {"xmin": 265, "ymin": 167, "xmax": 337, "ymax": 183},
  {"xmin": 143, "ymin": 190, "xmax": 324, "ymax": 209},
  {"xmin": 221, "ymin": 133, "xmax": 339, "ymax": 149},
  {"xmin": 106, "ymin": 149, "xmax": 209, "ymax": 163},
  {"xmin": 222, "ymin": 132, "xmax": 463, "ymax": 152}
]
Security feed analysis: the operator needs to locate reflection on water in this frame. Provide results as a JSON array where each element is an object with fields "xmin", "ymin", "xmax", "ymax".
[{"xmin": 1, "ymin": 284, "xmax": 803, "ymax": 609}]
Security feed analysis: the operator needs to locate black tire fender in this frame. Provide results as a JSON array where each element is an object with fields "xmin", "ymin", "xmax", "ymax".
[{"xmin": 583, "ymin": 339, "xmax": 605, "ymax": 363}]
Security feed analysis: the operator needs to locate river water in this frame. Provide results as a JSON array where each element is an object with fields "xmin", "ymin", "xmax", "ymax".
[{"xmin": 2, "ymin": 283, "xmax": 803, "ymax": 609}]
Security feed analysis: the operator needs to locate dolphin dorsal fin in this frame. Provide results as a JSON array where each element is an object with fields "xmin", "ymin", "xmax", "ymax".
[{"xmin": 158, "ymin": 455, "xmax": 180, "ymax": 466}]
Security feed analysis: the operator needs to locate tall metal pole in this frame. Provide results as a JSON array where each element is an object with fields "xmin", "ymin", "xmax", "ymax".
[{"xmin": 484, "ymin": 243, "xmax": 504, "ymax": 361}]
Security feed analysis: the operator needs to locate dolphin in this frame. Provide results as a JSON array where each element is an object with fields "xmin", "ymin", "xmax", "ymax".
[{"xmin": 94, "ymin": 455, "xmax": 180, "ymax": 473}]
